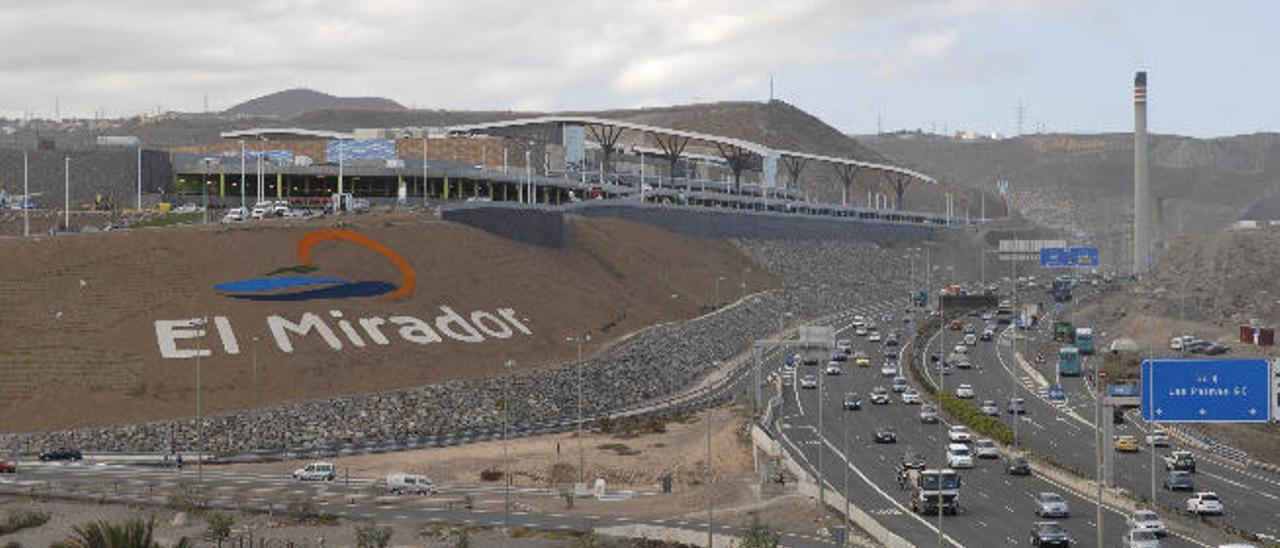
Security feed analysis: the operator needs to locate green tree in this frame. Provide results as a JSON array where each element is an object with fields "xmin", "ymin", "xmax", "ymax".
[
  {"xmin": 52, "ymin": 517, "xmax": 192, "ymax": 548},
  {"xmin": 204, "ymin": 512, "xmax": 234, "ymax": 541},
  {"xmin": 354, "ymin": 523, "xmax": 393, "ymax": 548},
  {"xmin": 736, "ymin": 513, "xmax": 780, "ymax": 548}
]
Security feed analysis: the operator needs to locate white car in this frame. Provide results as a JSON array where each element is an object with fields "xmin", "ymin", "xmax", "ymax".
[
  {"xmin": 799, "ymin": 375, "xmax": 818, "ymax": 389},
  {"xmin": 891, "ymin": 376, "xmax": 909, "ymax": 393},
  {"xmin": 1126, "ymin": 509, "xmax": 1166, "ymax": 538},
  {"xmin": 979, "ymin": 400, "xmax": 999, "ymax": 416},
  {"xmin": 856, "ymin": 326, "xmax": 869, "ymax": 336},
  {"xmin": 946, "ymin": 443, "xmax": 974, "ymax": 468},
  {"xmin": 963, "ymin": 333, "xmax": 977, "ymax": 346},
  {"xmin": 948, "ymin": 425, "xmax": 972, "ymax": 443},
  {"xmin": 1185, "ymin": 492, "xmax": 1223, "ymax": 515},
  {"xmin": 293, "ymin": 461, "xmax": 336, "ymax": 481},
  {"xmin": 974, "ymin": 438, "xmax": 1000, "ymax": 459},
  {"xmin": 386, "ymin": 473, "xmax": 437, "ymax": 495},
  {"xmin": 1122, "ymin": 529, "xmax": 1160, "ymax": 548},
  {"xmin": 901, "ymin": 389, "xmax": 922, "ymax": 405},
  {"xmin": 1146, "ymin": 430, "xmax": 1170, "ymax": 447},
  {"xmin": 955, "ymin": 384, "xmax": 975, "ymax": 399},
  {"xmin": 221, "ymin": 208, "xmax": 246, "ymax": 223},
  {"xmin": 1170, "ymin": 335, "xmax": 1195, "ymax": 350},
  {"xmin": 836, "ymin": 339, "xmax": 852, "ymax": 353},
  {"xmin": 880, "ymin": 363, "xmax": 898, "ymax": 377},
  {"xmin": 869, "ymin": 332, "xmax": 882, "ymax": 342},
  {"xmin": 852, "ymin": 315, "xmax": 865, "ymax": 327},
  {"xmin": 953, "ymin": 344, "xmax": 968, "ymax": 355},
  {"xmin": 825, "ymin": 363, "xmax": 842, "ymax": 376}
]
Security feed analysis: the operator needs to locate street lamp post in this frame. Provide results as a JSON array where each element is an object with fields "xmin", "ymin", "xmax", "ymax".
[
  {"xmin": 63, "ymin": 157, "xmax": 70, "ymax": 229},
  {"xmin": 251, "ymin": 336, "xmax": 260, "ymax": 409},
  {"xmin": 566, "ymin": 334, "xmax": 591, "ymax": 486},
  {"xmin": 707, "ymin": 360, "xmax": 718, "ymax": 548},
  {"xmin": 503, "ymin": 358, "xmax": 516, "ymax": 538},
  {"xmin": 715, "ymin": 276, "xmax": 726, "ymax": 308}
]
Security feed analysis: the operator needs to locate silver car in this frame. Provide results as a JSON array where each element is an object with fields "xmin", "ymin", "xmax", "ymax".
[{"xmin": 1034, "ymin": 492, "xmax": 1070, "ymax": 518}]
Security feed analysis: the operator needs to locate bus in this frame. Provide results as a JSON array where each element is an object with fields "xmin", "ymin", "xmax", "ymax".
[
  {"xmin": 1075, "ymin": 327, "xmax": 1094, "ymax": 355},
  {"xmin": 1057, "ymin": 346, "xmax": 1082, "ymax": 376},
  {"xmin": 1051, "ymin": 277, "xmax": 1073, "ymax": 303}
]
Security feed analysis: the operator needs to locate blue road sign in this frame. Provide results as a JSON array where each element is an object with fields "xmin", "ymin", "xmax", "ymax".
[
  {"xmin": 786, "ymin": 354, "xmax": 796, "ymax": 367},
  {"xmin": 1040, "ymin": 247, "xmax": 1071, "ymax": 267},
  {"xmin": 1142, "ymin": 358, "xmax": 1272, "ymax": 423},
  {"xmin": 1048, "ymin": 385, "xmax": 1066, "ymax": 401},
  {"xmin": 1070, "ymin": 247, "xmax": 1099, "ymax": 268}
]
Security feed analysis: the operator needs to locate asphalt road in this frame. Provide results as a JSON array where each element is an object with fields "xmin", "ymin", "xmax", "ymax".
[{"xmin": 766, "ymin": 296, "xmax": 1238, "ymax": 548}]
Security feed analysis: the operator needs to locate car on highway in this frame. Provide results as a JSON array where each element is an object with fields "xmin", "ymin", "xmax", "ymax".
[
  {"xmin": 982, "ymin": 310, "xmax": 995, "ymax": 321},
  {"xmin": 870, "ymin": 387, "xmax": 891, "ymax": 405},
  {"xmin": 980, "ymin": 400, "xmax": 1000, "ymax": 416},
  {"xmin": 955, "ymin": 355, "xmax": 973, "ymax": 369},
  {"xmin": 1114, "ymin": 435, "xmax": 1140, "ymax": 452},
  {"xmin": 39, "ymin": 448, "xmax": 83, "ymax": 462},
  {"xmin": 856, "ymin": 326, "xmax": 869, "ymax": 336},
  {"xmin": 0, "ymin": 460, "xmax": 15, "ymax": 474},
  {"xmin": 869, "ymin": 331, "xmax": 882, "ymax": 342},
  {"xmin": 843, "ymin": 393, "xmax": 862, "ymax": 410},
  {"xmin": 1145, "ymin": 430, "xmax": 1170, "ymax": 447},
  {"xmin": 1185, "ymin": 492, "xmax": 1223, "ymax": 515},
  {"xmin": 963, "ymin": 322, "xmax": 976, "ymax": 333},
  {"xmin": 1008, "ymin": 397, "xmax": 1028, "ymax": 414},
  {"xmin": 874, "ymin": 426, "xmax": 897, "ymax": 444},
  {"xmin": 386, "ymin": 473, "xmax": 437, "ymax": 495},
  {"xmin": 892, "ymin": 376, "xmax": 909, "ymax": 393},
  {"xmin": 919, "ymin": 404, "xmax": 939, "ymax": 423},
  {"xmin": 980, "ymin": 328, "xmax": 995, "ymax": 341},
  {"xmin": 837, "ymin": 339, "xmax": 852, "ymax": 353},
  {"xmin": 938, "ymin": 361, "xmax": 954, "ymax": 375},
  {"xmin": 853, "ymin": 351, "xmax": 871, "ymax": 367},
  {"xmin": 901, "ymin": 388, "xmax": 922, "ymax": 405},
  {"xmin": 852, "ymin": 315, "xmax": 866, "ymax": 327},
  {"xmin": 293, "ymin": 461, "xmax": 336, "ymax": 481},
  {"xmin": 900, "ymin": 451, "xmax": 926, "ymax": 470},
  {"xmin": 1164, "ymin": 450, "xmax": 1196, "ymax": 473},
  {"xmin": 1006, "ymin": 453, "xmax": 1031, "ymax": 475},
  {"xmin": 831, "ymin": 351, "xmax": 848, "ymax": 362},
  {"xmin": 1126, "ymin": 509, "xmax": 1166, "ymax": 538},
  {"xmin": 948, "ymin": 425, "xmax": 972, "ymax": 443},
  {"xmin": 885, "ymin": 334, "xmax": 900, "ymax": 347},
  {"xmin": 955, "ymin": 383, "xmax": 975, "ymax": 399},
  {"xmin": 1164, "ymin": 471, "xmax": 1194, "ymax": 491},
  {"xmin": 1030, "ymin": 521, "xmax": 1072, "ymax": 547},
  {"xmin": 881, "ymin": 363, "xmax": 898, "ymax": 377},
  {"xmin": 825, "ymin": 362, "xmax": 842, "ymax": 376},
  {"xmin": 953, "ymin": 344, "xmax": 968, "ymax": 355},
  {"xmin": 946, "ymin": 443, "xmax": 974, "ymax": 468},
  {"xmin": 974, "ymin": 438, "xmax": 1000, "ymax": 459},
  {"xmin": 1034, "ymin": 492, "xmax": 1070, "ymax": 518},
  {"xmin": 964, "ymin": 333, "xmax": 977, "ymax": 346},
  {"xmin": 799, "ymin": 375, "xmax": 818, "ymax": 389},
  {"xmin": 1122, "ymin": 529, "xmax": 1160, "ymax": 548},
  {"xmin": 948, "ymin": 319, "xmax": 963, "ymax": 331}
]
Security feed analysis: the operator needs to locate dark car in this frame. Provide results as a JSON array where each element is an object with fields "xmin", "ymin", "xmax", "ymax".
[
  {"xmin": 1006, "ymin": 454, "xmax": 1031, "ymax": 475},
  {"xmin": 1164, "ymin": 471, "xmax": 1195, "ymax": 491},
  {"xmin": 1185, "ymin": 340, "xmax": 1211, "ymax": 353},
  {"xmin": 39, "ymin": 448, "xmax": 83, "ymax": 462},
  {"xmin": 874, "ymin": 426, "xmax": 897, "ymax": 444},
  {"xmin": 1030, "ymin": 521, "xmax": 1071, "ymax": 547},
  {"xmin": 843, "ymin": 393, "xmax": 862, "ymax": 410},
  {"xmin": 1203, "ymin": 342, "xmax": 1229, "ymax": 355},
  {"xmin": 901, "ymin": 451, "xmax": 926, "ymax": 470}
]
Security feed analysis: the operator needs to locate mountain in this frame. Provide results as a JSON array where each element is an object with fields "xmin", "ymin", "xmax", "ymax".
[{"xmin": 225, "ymin": 89, "xmax": 406, "ymax": 119}]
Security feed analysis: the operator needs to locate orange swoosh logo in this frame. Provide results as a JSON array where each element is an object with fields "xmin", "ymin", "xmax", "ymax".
[{"xmin": 296, "ymin": 229, "xmax": 416, "ymax": 301}]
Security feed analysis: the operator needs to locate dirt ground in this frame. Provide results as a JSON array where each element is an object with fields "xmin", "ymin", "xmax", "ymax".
[
  {"xmin": 0, "ymin": 212, "xmax": 776, "ymax": 433},
  {"xmin": 218, "ymin": 406, "xmax": 849, "ymax": 538}
]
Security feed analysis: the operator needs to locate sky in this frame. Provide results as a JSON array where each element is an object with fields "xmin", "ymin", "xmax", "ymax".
[{"xmin": 0, "ymin": 0, "xmax": 1272, "ymax": 137}]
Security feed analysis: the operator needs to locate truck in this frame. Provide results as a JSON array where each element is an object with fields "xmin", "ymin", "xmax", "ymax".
[
  {"xmin": 1051, "ymin": 277, "xmax": 1073, "ymax": 302},
  {"xmin": 1164, "ymin": 451, "xmax": 1196, "ymax": 473},
  {"xmin": 1057, "ymin": 346, "xmax": 1081, "ymax": 376},
  {"xmin": 1052, "ymin": 321, "xmax": 1075, "ymax": 343},
  {"xmin": 1075, "ymin": 327, "xmax": 1095, "ymax": 354},
  {"xmin": 907, "ymin": 468, "xmax": 961, "ymax": 515}
]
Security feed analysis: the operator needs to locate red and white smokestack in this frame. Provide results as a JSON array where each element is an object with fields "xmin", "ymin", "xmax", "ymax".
[{"xmin": 1132, "ymin": 71, "xmax": 1151, "ymax": 274}]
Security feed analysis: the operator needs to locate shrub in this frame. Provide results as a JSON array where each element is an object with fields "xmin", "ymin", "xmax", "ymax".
[
  {"xmin": 736, "ymin": 513, "xmax": 780, "ymax": 548},
  {"xmin": 51, "ymin": 517, "xmax": 193, "ymax": 548},
  {"xmin": 355, "ymin": 523, "xmax": 393, "ymax": 548},
  {"xmin": 204, "ymin": 512, "xmax": 233, "ymax": 540},
  {"xmin": 0, "ymin": 511, "xmax": 49, "ymax": 535},
  {"xmin": 479, "ymin": 468, "xmax": 503, "ymax": 482}
]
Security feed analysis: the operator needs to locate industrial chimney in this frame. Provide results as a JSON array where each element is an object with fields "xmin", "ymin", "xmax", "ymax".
[{"xmin": 1133, "ymin": 71, "xmax": 1151, "ymax": 274}]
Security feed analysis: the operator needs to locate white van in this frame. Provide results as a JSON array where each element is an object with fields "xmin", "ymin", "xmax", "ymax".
[
  {"xmin": 386, "ymin": 473, "xmax": 437, "ymax": 495},
  {"xmin": 292, "ymin": 461, "xmax": 335, "ymax": 481}
]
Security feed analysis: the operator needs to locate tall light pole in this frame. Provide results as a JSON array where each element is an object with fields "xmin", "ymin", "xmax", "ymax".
[
  {"xmin": 22, "ymin": 150, "xmax": 28, "ymax": 237},
  {"xmin": 566, "ymin": 334, "xmax": 591, "ymax": 486},
  {"xmin": 714, "ymin": 276, "xmax": 726, "ymax": 308},
  {"xmin": 937, "ymin": 292, "xmax": 945, "ymax": 548},
  {"xmin": 707, "ymin": 361, "xmax": 719, "ymax": 548},
  {"xmin": 503, "ymin": 358, "xmax": 516, "ymax": 538},
  {"xmin": 251, "ymin": 336, "xmax": 260, "ymax": 409},
  {"xmin": 137, "ymin": 143, "xmax": 143, "ymax": 211},
  {"xmin": 63, "ymin": 156, "xmax": 70, "ymax": 229},
  {"xmin": 195, "ymin": 316, "xmax": 207, "ymax": 486},
  {"xmin": 239, "ymin": 140, "xmax": 246, "ymax": 209}
]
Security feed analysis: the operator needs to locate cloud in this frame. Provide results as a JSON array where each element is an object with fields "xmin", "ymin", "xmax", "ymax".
[{"xmin": 0, "ymin": 0, "xmax": 1069, "ymax": 118}]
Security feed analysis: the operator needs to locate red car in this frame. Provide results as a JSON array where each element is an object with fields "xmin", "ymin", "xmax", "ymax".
[
  {"xmin": 948, "ymin": 320, "xmax": 963, "ymax": 331},
  {"xmin": 0, "ymin": 460, "xmax": 16, "ymax": 473}
]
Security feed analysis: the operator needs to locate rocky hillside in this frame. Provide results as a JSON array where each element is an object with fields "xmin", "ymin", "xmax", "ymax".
[{"xmin": 226, "ymin": 88, "xmax": 406, "ymax": 119}]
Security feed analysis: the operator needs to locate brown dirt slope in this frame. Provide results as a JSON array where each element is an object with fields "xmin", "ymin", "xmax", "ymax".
[{"xmin": 0, "ymin": 213, "xmax": 775, "ymax": 432}]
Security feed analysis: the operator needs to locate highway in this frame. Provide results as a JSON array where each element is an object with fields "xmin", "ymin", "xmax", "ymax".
[{"xmin": 763, "ymin": 294, "xmax": 1252, "ymax": 547}]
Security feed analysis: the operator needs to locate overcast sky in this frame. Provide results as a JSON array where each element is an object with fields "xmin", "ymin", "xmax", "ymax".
[{"xmin": 1, "ymin": 0, "xmax": 1272, "ymax": 137}]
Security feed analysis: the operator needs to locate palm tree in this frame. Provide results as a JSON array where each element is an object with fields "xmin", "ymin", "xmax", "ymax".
[{"xmin": 52, "ymin": 517, "xmax": 192, "ymax": 548}]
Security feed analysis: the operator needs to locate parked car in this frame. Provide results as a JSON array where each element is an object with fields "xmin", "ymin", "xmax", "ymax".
[
  {"xmin": 1126, "ymin": 509, "xmax": 1166, "ymax": 538},
  {"xmin": 293, "ymin": 461, "xmax": 336, "ymax": 481},
  {"xmin": 946, "ymin": 443, "xmax": 974, "ymax": 468},
  {"xmin": 0, "ymin": 460, "xmax": 16, "ymax": 473},
  {"xmin": 974, "ymin": 438, "xmax": 1000, "ymax": 459},
  {"xmin": 1034, "ymin": 492, "xmax": 1070, "ymax": 518},
  {"xmin": 1203, "ymin": 342, "xmax": 1230, "ymax": 355},
  {"xmin": 874, "ymin": 426, "xmax": 897, "ymax": 444},
  {"xmin": 1006, "ymin": 453, "xmax": 1031, "ymax": 475},
  {"xmin": 1030, "ymin": 521, "xmax": 1072, "ymax": 547},
  {"xmin": 1185, "ymin": 492, "xmax": 1223, "ymax": 515},
  {"xmin": 1164, "ymin": 471, "xmax": 1195, "ymax": 491},
  {"xmin": 39, "ymin": 448, "xmax": 83, "ymax": 462},
  {"xmin": 948, "ymin": 425, "xmax": 972, "ymax": 443},
  {"xmin": 1170, "ymin": 335, "xmax": 1195, "ymax": 350},
  {"xmin": 955, "ymin": 384, "xmax": 975, "ymax": 399},
  {"xmin": 386, "ymin": 473, "xmax": 437, "ymax": 495}
]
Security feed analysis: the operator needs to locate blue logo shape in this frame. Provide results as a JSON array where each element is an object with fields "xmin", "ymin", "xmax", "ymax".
[{"xmin": 215, "ymin": 277, "xmax": 396, "ymax": 302}]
